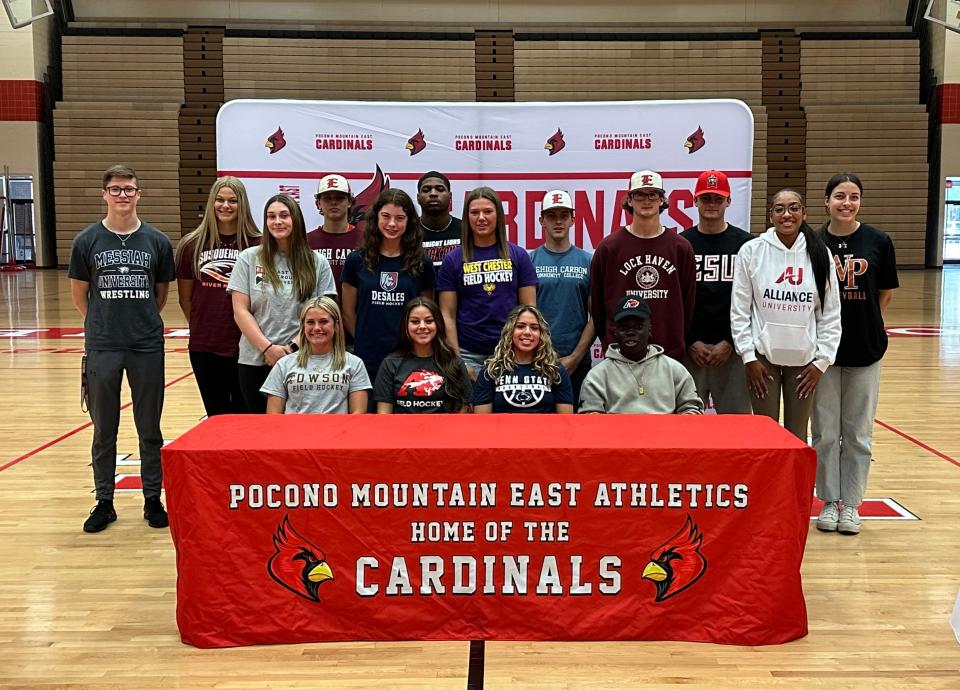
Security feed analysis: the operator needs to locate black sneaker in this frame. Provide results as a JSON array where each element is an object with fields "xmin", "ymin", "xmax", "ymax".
[
  {"xmin": 143, "ymin": 496, "xmax": 169, "ymax": 528},
  {"xmin": 83, "ymin": 500, "xmax": 117, "ymax": 533}
]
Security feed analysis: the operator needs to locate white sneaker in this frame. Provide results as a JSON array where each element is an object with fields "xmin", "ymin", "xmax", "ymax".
[
  {"xmin": 838, "ymin": 505, "xmax": 861, "ymax": 535},
  {"xmin": 816, "ymin": 501, "xmax": 840, "ymax": 532}
]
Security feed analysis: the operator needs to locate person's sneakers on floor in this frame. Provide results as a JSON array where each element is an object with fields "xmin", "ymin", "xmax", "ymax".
[
  {"xmin": 838, "ymin": 504, "xmax": 861, "ymax": 535},
  {"xmin": 816, "ymin": 500, "xmax": 840, "ymax": 532},
  {"xmin": 83, "ymin": 499, "xmax": 117, "ymax": 533},
  {"xmin": 143, "ymin": 496, "xmax": 169, "ymax": 528}
]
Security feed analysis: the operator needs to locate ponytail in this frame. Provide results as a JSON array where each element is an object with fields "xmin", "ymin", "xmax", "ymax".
[{"xmin": 800, "ymin": 221, "xmax": 830, "ymax": 306}]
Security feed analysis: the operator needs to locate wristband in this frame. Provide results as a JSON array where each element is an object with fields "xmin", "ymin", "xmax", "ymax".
[{"xmin": 261, "ymin": 342, "xmax": 274, "ymax": 355}]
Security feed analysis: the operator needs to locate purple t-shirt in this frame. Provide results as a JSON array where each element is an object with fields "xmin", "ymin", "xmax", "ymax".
[{"xmin": 437, "ymin": 243, "xmax": 538, "ymax": 356}]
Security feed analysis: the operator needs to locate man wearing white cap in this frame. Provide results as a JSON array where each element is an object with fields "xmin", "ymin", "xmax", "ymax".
[
  {"xmin": 589, "ymin": 170, "xmax": 696, "ymax": 362},
  {"xmin": 529, "ymin": 190, "xmax": 595, "ymax": 408},
  {"xmin": 307, "ymin": 173, "xmax": 360, "ymax": 302},
  {"xmin": 680, "ymin": 169, "xmax": 754, "ymax": 413}
]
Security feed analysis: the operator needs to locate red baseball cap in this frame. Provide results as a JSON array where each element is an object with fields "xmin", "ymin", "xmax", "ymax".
[{"xmin": 694, "ymin": 170, "xmax": 730, "ymax": 198}]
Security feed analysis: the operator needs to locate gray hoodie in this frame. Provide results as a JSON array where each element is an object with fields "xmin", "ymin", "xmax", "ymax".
[{"xmin": 579, "ymin": 344, "xmax": 704, "ymax": 414}]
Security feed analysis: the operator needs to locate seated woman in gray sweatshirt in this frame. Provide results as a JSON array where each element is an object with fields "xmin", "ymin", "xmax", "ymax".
[{"xmin": 579, "ymin": 296, "xmax": 703, "ymax": 414}]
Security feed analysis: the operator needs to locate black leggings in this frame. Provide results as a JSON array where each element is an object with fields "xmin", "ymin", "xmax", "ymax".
[
  {"xmin": 189, "ymin": 350, "xmax": 248, "ymax": 416},
  {"xmin": 237, "ymin": 363, "xmax": 272, "ymax": 414}
]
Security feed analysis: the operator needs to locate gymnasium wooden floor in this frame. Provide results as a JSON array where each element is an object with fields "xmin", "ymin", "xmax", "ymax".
[{"xmin": 1, "ymin": 268, "xmax": 958, "ymax": 689}]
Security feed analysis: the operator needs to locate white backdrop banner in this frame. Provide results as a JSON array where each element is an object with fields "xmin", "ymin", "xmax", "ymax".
[{"xmin": 217, "ymin": 99, "xmax": 754, "ymax": 249}]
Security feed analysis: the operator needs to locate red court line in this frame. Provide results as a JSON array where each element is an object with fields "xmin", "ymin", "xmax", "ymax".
[
  {"xmin": 875, "ymin": 418, "xmax": 960, "ymax": 469},
  {"xmin": 219, "ymin": 170, "xmax": 754, "ymax": 181},
  {"xmin": 0, "ymin": 371, "xmax": 194, "ymax": 473}
]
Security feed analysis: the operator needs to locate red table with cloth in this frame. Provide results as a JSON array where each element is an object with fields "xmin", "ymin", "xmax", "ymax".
[{"xmin": 162, "ymin": 414, "xmax": 816, "ymax": 648}]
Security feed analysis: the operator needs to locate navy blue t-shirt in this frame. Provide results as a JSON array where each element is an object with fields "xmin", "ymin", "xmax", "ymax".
[
  {"xmin": 342, "ymin": 251, "xmax": 436, "ymax": 378},
  {"xmin": 472, "ymin": 362, "xmax": 573, "ymax": 413}
]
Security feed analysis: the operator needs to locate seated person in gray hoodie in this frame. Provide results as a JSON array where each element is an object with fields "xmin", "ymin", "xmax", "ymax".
[{"xmin": 579, "ymin": 296, "xmax": 703, "ymax": 414}]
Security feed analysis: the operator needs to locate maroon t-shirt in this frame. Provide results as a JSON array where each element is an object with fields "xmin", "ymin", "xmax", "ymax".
[
  {"xmin": 177, "ymin": 233, "xmax": 260, "ymax": 358},
  {"xmin": 589, "ymin": 227, "xmax": 696, "ymax": 361},
  {"xmin": 308, "ymin": 224, "xmax": 360, "ymax": 302}
]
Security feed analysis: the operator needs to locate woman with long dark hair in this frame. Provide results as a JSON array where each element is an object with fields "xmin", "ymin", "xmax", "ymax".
[
  {"xmin": 730, "ymin": 188, "xmax": 841, "ymax": 440},
  {"xmin": 374, "ymin": 297, "xmax": 472, "ymax": 413},
  {"xmin": 437, "ymin": 187, "xmax": 538, "ymax": 380},
  {"xmin": 261, "ymin": 297, "xmax": 370, "ymax": 414},
  {"xmin": 811, "ymin": 173, "xmax": 898, "ymax": 535},
  {"xmin": 341, "ymin": 189, "xmax": 435, "ymax": 399},
  {"xmin": 473, "ymin": 305, "xmax": 573, "ymax": 414},
  {"xmin": 228, "ymin": 194, "xmax": 337, "ymax": 413},
  {"xmin": 176, "ymin": 176, "xmax": 261, "ymax": 415}
]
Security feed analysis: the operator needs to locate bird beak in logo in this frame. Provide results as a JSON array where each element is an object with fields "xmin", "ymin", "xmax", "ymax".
[
  {"xmin": 683, "ymin": 126, "xmax": 705, "ymax": 154},
  {"xmin": 265, "ymin": 126, "xmax": 287, "ymax": 154},
  {"xmin": 641, "ymin": 515, "xmax": 707, "ymax": 602},
  {"xmin": 267, "ymin": 516, "xmax": 333, "ymax": 602},
  {"xmin": 544, "ymin": 128, "xmax": 566, "ymax": 156},
  {"xmin": 349, "ymin": 165, "xmax": 391, "ymax": 229},
  {"xmin": 406, "ymin": 128, "xmax": 426, "ymax": 156}
]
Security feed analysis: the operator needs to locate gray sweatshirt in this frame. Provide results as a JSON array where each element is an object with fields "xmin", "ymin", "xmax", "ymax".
[{"xmin": 579, "ymin": 344, "xmax": 704, "ymax": 414}]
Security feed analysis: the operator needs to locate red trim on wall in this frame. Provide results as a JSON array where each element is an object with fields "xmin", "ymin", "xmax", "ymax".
[
  {"xmin": 938, "ymin": 83, "xmax": 960, "ymax": 125},
  {"xmin": 0, "ymin": 80, "xmax": 45, "ymax": 122}
]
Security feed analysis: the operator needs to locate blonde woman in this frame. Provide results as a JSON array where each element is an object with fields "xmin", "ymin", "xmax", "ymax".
[
  {"xmin": 261, "ymin": 297, "xmax": 370, "ymax": 414},
  {"xmin": 228, "ymin": 194, "xmax": 337, "ymax": 413},
  {"xmin": 176, "ymin": 176, "xmax": 261, "ymax": 415},
  {"xmin": 472, "ymin": 305, "xmax": 573, "ymax": 414}
]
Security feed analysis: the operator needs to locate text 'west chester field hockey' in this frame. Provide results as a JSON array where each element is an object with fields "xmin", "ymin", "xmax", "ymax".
[{"xmin": 227, "ymin": 481, "xmax": 748, "ymax": 597}]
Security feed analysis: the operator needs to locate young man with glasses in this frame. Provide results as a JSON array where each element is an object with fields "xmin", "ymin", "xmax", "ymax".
[
  {"xmin": 68, "ymin": 164, "xmax": 175, "ymax": 533},
  {"xmin": 679, "ymin": 170, "xmax": 754, "ymax": 413},
  {"xmin": 308, "ymin": 173, "xmax": 359, "ymax": 303},
  {"xmin": 589, "ymin": 169, "xmax": 696, "ymax": 362}
]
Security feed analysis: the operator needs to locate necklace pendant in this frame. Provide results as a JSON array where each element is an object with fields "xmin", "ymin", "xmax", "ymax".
[{"xmin": 637, "ymin": 384, "xmax": 644, "ymax": 395}]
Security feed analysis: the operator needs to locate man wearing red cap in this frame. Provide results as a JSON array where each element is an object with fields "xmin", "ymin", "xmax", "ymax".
[
  {"xmin": 307, "ymin": 173, "xmax": 359, "ymax": 303},
  {"xmin": 589, "ymin": 169, "xmax": 696, "ymax": 362},
  {"xmin": 680, "ymin": 170, "xmax": 754, "ymax": 413}
]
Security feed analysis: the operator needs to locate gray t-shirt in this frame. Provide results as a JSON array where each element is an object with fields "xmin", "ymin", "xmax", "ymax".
[
  {"xmin": 260, "ymin": 351, "xmax": 371, "ymax": 414},
  {"xmin": 67, "ymin": 221, "xmax": 175, "ymax": 352},
  {"xmin": 227, "ymin": 247, "xmax": 337, "ymax": 366}
]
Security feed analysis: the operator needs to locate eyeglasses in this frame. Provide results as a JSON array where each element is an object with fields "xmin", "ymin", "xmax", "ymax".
[
  {"xmin": 772, "ymin": 203, "xmax": 804, "ymax": 215},
  {"xmin": 631, "ymin": 191, "xmax": 662, "ymax": 201},
  {"xmin": 105, "ymin": 186, "xmax": 140, "ymax": 197}
]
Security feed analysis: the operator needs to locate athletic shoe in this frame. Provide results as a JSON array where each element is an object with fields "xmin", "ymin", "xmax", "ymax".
[
  {"xmin": 816, "ymin": 501, "xmax": 840, "ymax": 532},
  {"xmin": 143, "ymin": 496, "xmax": 169, "ymax": 528},
  {"xmin": 838, "ymin": 505, "xmax": 861, "ymax": 535},
  {"xmin": 83, "ymin": 500, "xmax": 117, "ymax": 533}
]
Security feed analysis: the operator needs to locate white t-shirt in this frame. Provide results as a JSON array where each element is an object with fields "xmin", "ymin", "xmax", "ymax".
[
  {"xmin": 260, "ymin": 351, "xmax": 371, "ymax": 414},
  {"xmin": 227, "ymin": 247, "xmax": 337, "ymax": 366}
]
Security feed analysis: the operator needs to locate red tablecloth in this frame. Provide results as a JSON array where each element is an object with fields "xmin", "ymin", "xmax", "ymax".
[{"xmin": 163, "ymin": 414, "xmax": 815, "ymax": 648}]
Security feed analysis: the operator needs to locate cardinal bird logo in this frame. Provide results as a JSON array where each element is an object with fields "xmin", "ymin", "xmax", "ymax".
[
  {"xmin": 545, "ymin": 128, "xmax": 565, "ymax": 156},
  {"xmin": 265, "ymin": 127, "xmax": 287, "ymax": 154},
  {"xmin": 641, "ymin": 515, "xmax": 707, "ymax": 602},
  {"xmin": 267, "ymin": 516, "xmax": 334, "ymax": 603},
  {"xmin": 406, "ymin": 128, "xmax": 426, "ymax": 156},
  {"xmin": 683, "ymin": 126, "xmax": 705, "ymax": 154},
  {"xmin": 348, "ymin": 165, "xmax": 391, "ymax": 230}
]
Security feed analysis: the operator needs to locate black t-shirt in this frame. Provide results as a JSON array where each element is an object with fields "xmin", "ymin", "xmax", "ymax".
[
  {"xmin": 679, "ymin": 224, "xmax": 754, "ymax": 346},
  {"xmin": 822, "ymin": 223, "xmax": 898, "ymax": 367},
  {"xmin": 472, "ymin": 362, "xmax": 573, "ymax": 413},
  {"xmin": 421, "ymin": 217, "xmax": 462, "ymax": 268},
  {"xmin": 374, "ymin": 353, "xmax": 472, "ymax": 413}
]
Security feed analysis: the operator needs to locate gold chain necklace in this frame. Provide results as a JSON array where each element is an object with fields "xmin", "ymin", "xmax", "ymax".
[{"xmin": 618, "ymin": 359, "xmax": 645, "ymax": 395}]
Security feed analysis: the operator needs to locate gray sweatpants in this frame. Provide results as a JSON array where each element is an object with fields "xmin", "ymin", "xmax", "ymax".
[
  {"xmin": 811, "ymin": 361, "xmax": 882, "ymax": 507},
  {"xmin": 86, "ymin": 349, "xmax": 165, "ymax": 501},
  {"xmin": 683, "ymin": 352, "xmax": 752, "ymax": 414}
]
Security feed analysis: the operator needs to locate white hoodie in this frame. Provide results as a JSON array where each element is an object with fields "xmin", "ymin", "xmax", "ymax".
[{"xmin": 730, "ymin": 228, "xmax": 841, "ymax": 372}]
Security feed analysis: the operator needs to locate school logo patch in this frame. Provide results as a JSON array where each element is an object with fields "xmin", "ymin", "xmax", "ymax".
[
  {"xmin": 636, "ymin": 266, "xmax": 660, "ymax": 289},
  {"xmin": 379, "ymin": 272, "xmax": 399, "ymax": 291}
]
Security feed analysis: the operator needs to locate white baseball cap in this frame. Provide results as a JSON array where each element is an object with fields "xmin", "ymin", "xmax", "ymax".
[
  {"xmin": 541, "ymin": 190, "xmax": 574, "ymax": 212},
  {"xmin": 316, "ymin": 174, "xmax": 351, "ymax": 196},
  {"xmin": 628, "ymin": 170, "xmax": 665, "ymax": 193}
]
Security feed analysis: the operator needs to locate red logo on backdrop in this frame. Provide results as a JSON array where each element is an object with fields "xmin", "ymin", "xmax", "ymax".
[
  {"xmin": 684, "ymin": 126, "xmax": 705, "ymax": 154},
  {"xmin": 399, "ymin": 370, "xmax": 445, "ymax": 397},
  {"xmin": 348, "ymin": 165, "xmax": 391, "ymax": 228},
  {"xmin": 642, "ymin": 516, "xmax": 708, "ymax": 602},
  {"xmin": 265, "ymin": 127, "xmax": 286, "ymax": 154},
  {"xmin": 267, "ymin": 517, "xmax": 334, "ymax": 603},
  {"xmin": 406, "ymin": 128, "xmax": 426, "ymax": 156},
  {"xmin": 776, "ymin": 267, "xmax": 804, "ymax": 285},
  {"xmin": 544, "ymin": 128, "xmax": 565, "ymax": 155},
  {"xmin": 278, "ymin": 185, "xmax": 300, "ymax": 201}
]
